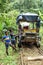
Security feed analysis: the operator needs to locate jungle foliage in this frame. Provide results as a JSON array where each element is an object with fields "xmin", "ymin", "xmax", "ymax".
[{"xmin": 0, "ymin": 0, "xmax": 43, "ymax": 38}]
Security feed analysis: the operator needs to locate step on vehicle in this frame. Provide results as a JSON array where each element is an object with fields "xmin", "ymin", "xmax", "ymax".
[{"xmin": 16, "ymin": 13, "xmax": 41, "ymax": 48}]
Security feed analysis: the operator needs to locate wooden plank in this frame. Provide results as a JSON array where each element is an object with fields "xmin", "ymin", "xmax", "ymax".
[
  {"xmin": 24, "ymin": 56, "xmax": 43, "ymax": 61},
  {"xmin": 20, "ymin": 53, "xmax": 24, "ymax": 65}
]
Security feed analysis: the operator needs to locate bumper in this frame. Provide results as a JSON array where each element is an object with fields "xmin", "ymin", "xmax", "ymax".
[{"xmin": 21, "ymin": 37, "xmax": 36, "ymax": 43}]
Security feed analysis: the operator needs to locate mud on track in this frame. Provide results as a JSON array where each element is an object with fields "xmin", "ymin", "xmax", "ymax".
[{"xmin": 18, "ymin": 45, "xmax": 43, "ymax": 65}]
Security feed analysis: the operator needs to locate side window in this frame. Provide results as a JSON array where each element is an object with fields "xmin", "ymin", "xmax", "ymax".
[
  {"xmin": 29, "ymin": 22, "xmax": 33, "ymax": 29},
  {"xmin": 29, "ymin": 22, "xmax": 36, "ymax": 29}
]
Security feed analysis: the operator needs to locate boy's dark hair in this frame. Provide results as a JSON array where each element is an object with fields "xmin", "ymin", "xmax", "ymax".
[
  {"xmin": 5, "ymin": 30, "xmax": 8, "ymax": 34},
  {"xmin": 9, "ymin": 29, "xmax": 12, "ymax": 32}
]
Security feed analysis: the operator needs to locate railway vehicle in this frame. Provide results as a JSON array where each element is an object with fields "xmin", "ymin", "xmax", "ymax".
[{"xmin": 16, "ymin": 13, "xmax": 41, "ymax": 48}]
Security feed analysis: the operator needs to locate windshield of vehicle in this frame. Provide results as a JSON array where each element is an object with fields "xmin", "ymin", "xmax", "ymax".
[{"xmin": 20, "ymin": 21, "xmax": 37, "ymax": 29}]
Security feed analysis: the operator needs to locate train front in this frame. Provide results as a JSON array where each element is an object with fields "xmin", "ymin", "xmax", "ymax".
[{"xmin": 16, "ymin": 13, "xmax": 41, "ymax": 47}]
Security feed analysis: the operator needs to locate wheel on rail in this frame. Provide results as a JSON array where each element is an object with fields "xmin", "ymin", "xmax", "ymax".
[
  {"xmin": 35, "ymin": 42, "xmax": 40, "ymax": 48},
  {"xmin": 18, "ymin": 41, "xmax": 22, "ymax": 48}
]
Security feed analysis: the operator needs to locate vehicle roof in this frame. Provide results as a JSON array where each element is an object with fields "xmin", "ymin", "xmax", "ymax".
[
  {"xmin": 16, "ymin": 13, "xmax": 39, "ymax": 24},
  {"xmin": 19, "ymin": 13, "xmax": 38, "ymax": 16}
]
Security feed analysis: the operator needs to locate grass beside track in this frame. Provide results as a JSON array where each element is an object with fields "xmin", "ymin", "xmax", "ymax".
[
  {"xmin": 40, "ymin": 26, "xmax": 43, "ymax": 45},
  {"xmin": 0, "ymin": 42, "xmax": 19, "ymax": 65}
]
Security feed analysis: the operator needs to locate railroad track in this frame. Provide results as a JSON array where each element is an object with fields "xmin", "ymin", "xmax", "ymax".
[{"xmin": 19, "ymin": 45, "xmax": 43, "ymax": 65}]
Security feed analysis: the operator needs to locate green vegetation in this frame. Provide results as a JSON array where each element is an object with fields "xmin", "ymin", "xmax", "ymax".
[
  {"xmin": 0, "ymin": 0, "xmax": 43, "ymax": 37},
  {"xmin": 0, "ymin": 42, "xmax": 19, "ymax": 65},
  {"xmin": 0, "ymin": 10, "xmax": 19, "ymax": 37},
  {"xmin": 0, "ymin": 0, "xmax": 43, "ymax": 65},
  {"xmin": 40, "ymin": 26, "xmax": 43, "ymax": 44}
]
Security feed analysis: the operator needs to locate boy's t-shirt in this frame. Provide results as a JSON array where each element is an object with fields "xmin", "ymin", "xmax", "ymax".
[
  {"xmin": 3, "ymin": 35, "xmax": 11, "ymax": 43},
  {"xmin": 10, "ymin": 32, "xmax": 15, "ymax": 41}
]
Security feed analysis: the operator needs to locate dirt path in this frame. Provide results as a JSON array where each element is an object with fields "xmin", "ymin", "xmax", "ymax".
[{"xmin": 19, "ymin": 45, "xmax": 43, "ymax": 65}]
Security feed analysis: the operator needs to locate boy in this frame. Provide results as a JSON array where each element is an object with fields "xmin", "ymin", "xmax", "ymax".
[
  {"xmin": 2, "ymin": 30, "xmax": 16, "ymax": 55},
  {"xmin": 9, "ymin": 29, "xmax": 16, "ymax": 50}
]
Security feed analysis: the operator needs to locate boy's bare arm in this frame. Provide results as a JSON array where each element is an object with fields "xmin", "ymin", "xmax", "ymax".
[{"xmin": 2, "ymin": 38, "xmax": 4, "ymax": 42}]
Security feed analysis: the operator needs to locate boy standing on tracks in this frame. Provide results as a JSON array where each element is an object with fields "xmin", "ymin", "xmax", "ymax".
[{"xmin": 2, "ymin": 30, "xmax": 16, "ymax": 55}]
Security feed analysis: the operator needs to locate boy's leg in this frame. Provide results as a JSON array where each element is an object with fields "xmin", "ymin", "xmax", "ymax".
[
  {"xmin": 6, "ymin": 47, "xmax": 9, "ymax": 55},
  {"xmin": 5, "ymin": 43, "xmax": 9, "ymax": 55},
  {"xmin": 14, "ymin": 40, "xmax": 16, "ymax": 48},
  {"xmin": 12, "ymin": 40, "xmax": 16, "ymax": 48},
  {"xmin": 9, "ymin": 42, "xmax": 17, "ymax": 51}
]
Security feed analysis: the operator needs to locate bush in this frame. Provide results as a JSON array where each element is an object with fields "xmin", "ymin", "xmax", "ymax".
[{"xmin": 0, "ymin": 10, "xmax": 19, "ymax": 38}]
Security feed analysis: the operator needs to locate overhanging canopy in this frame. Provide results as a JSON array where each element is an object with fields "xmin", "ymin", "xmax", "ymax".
[{"xmin": 16, "ymin": 13, "xmax": 40, "ymax": 24}]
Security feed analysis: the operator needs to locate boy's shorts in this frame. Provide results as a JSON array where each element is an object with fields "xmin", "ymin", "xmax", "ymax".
[
  {"xmin": 5, "ymin": 42, "xmax": 11, "ymax": 49},
  {"xmin": 11, "ymin": 40, "xmax": 16, "ymax": 45}
]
